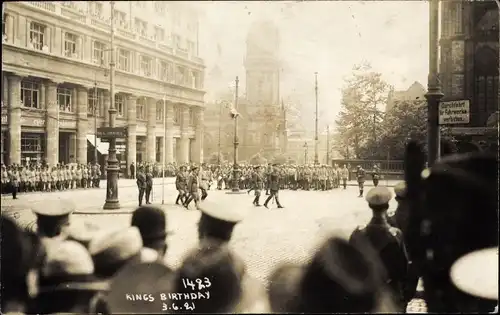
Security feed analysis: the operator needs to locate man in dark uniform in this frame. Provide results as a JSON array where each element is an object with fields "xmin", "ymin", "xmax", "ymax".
[
  {"xmin": 251, "ymin": 165, "xmax": 264, "ymax": 207},
  {"xmin": 372, "ymin": 164, "xmax": 380, "ymax": 187},
  {"xmin": 145, "ymin": 166, "xmax": 153, "ymax": 204},
  {"xmin": 136, "ymin": 166, "xmax": 147, "ymax": 206},
  {"xmin": 264, "ymin": 164, "xmax": 284, "ymax": 209},
  {"xmin": 175, "ymin": 165, "xmax": 187, "ymax": 205},
  {"xmin": 349, "ymin": 186, "xmax": 410, "ymax": 312},
  {"xmin": 197, "ymin": 200, "xmax": 246, "ymax": 244},
  {"xmin": 31, "ymin": 199, "xmax": 75, "ymax": 239},
  {"xmin": 265, "ymin": 163, "xmax": 272, "ymax": 195},
  {"xmin": 184, "ymin": 166, "xmax": 200, "ymax": 210},
  {"xmin": 129, "ymin": 162, "xmax": 135, "ymax": 179},
  {"xmin": 356, "ymin": 165, "xmax": 366, "ymax": 197}
]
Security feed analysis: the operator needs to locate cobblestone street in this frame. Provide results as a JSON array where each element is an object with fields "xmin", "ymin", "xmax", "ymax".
[{"xmin": 2, "ymin": 179, "xmax": 425, "ymax": 312}]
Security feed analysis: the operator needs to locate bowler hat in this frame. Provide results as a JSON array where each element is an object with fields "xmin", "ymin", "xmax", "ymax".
[
  {"xmin": 268, "ymin": 236, "xmax": 381, "ymax": 313},
  {"xmin": 131, "ymin": 206, "xmax": 172, "ymax": 244}
]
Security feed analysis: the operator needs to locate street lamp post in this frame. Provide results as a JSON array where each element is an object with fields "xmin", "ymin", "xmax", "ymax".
[
  {"xmin": 93, "ymin": 77, "xmax": 98, "ymax": 164},
  {"xmin": 231, "ymin": 76, "xmax": 240, "ymax": 192},
  {"xmin": 314, "ymin": 72, "xmax": 319, "ymax": 165},
  {"xmin": 103, "ymin": 1, "xmax": 120, "ymax": 210},
  {"xmin": 425, "ymin": 0, "xmax": 444, "ymax": 167},
  {"xmin": 217, "ymin": 100, "xmax": 222, "ymax": 166},
  {"xmin": 304, "ymin": 141, "xmax": 308, "ymax": 164},
  {"xmin": 161, "ymin": 91, "xmax": 167, "ymax": 204}
]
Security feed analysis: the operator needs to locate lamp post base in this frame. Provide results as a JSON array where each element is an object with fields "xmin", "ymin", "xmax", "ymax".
[{"xmin": 103, "ymin": 200, "xmax": 121, "ymax": 210}]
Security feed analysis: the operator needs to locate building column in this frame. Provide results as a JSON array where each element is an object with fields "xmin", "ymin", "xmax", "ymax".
[
  {"xmin": 191, "ymin": 107, "xmax": 204, "ymax": 163},
  {"xmin": 165, "ymin": 102, "xmax": 174, "ymax": 164},
  {"xmin": 8, "ymin": 74, "xmax": 22, "ymax": 165},
  {"xmin": 179, "ymin": 104, "xmax": 190, "ymax": 164},
  {"xmin": 5, "ymin": 14, "xmax": 14, "ymax": 44},
  {"xmin": 146, "ymin": 97, "xmax": 156, "ymax": 163},
  {"xmin": 77, "ymin": 86, "xmax": 88, "ymax": 164},
  {"xmin": 103, "ymin": 90, "xmax": 110, "ymax": 127},
  {"xmin": 45, "ymin": 81, "xmax": 59, "ymax": 166},
  {"xmin": 126, "ymin": 95, "xmax": 137, "ymax": 176}
]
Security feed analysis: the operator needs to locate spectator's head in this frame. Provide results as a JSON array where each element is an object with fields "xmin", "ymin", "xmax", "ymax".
[
  {"xmin": 1, "ymin": 216, "xmax": 45, "ymax": 313},
  {"xmin": 268, "ymin": 236, "xmax": 382, "ymax": 313},
  {"xmin": 365, "ymin": 186, "xmax": 392, "ymax": 213},
  {"xmin": 31, "ymin": 199, "xmax": 74, "ymax": 238},
  {"xmin": 104, "ymin": 262, "xmax": 174, "ymax": 314},
  {"xmin": 131, "ymin": 206, "xmax": 171, "ymax": 258},
  {"xmin": 393, "ymin": 181, "xmax": 407, "ymax": 203},
  {"xmin": 174, "ymin": 241, "xmax": 245, "ymax": 313},
  {"xmin": 34, "ymin": 240, "xmax": 108, "ymax": 314},
  {"xmin": 65, "ymin": 221, "xmax": 101, "ymax": 249},
  {"xmin": 197, "ymin": 201, "xmax": 246, "ymax": 243},
  {"xmin": 88, "ymin": 227, "xmax": 159, "ymax": 279},
  {"xmin": 418, "ymin": 152, "xmax": 498, "ymax": 312}
]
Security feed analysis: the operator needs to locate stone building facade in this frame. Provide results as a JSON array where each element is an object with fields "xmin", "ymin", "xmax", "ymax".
[
  {"xmin": 1, "ymin": 1, "xmax": 205, "ymax": 174},
  {"xmin": 439, "ymin": 0, "xmax": 499, "ymax": 150}
]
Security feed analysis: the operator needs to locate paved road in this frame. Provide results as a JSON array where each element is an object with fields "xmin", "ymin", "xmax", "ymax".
[{"xmin": 1, "ymin": 181, "xmax": 425, "ymax": 313}]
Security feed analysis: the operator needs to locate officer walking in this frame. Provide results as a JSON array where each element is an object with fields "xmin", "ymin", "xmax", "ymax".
[
  {"xmin": 184, "ymin": 166, "xmax": 201, "ymax": 210},
  {"xmin": 251, "ymin": 165, "xmax": 264, "ymax": 207},
  {"xmin": 145, "ymin": 166, "xmax": 153, "ymax": 204},
  {"xmin": 372, "ymin": 164, "xmax": 380, "ymax": 187},
  {"xmin": 199, "ymin": 163, "xmax": 209, "ymax": 201},
  {"xmin": 356, "ymin": 165, "xmax": 366, "ymax": 197},
  {"xmin": 136, "ymin": 166, "xmax": 147, "ymax": 206},
  {"xmin": 349, "ymin": 186, "xmax": 410, "ymax": 312},
  {"xmin": 341, "ymin": 164, "xmax": 349, "ymax": 189},
  {"xmin": 264, "ymin": 164, "xmax": 284, "ymax": 209},
  {"xmin": 175, "ymin": 165, "xmax": 187, "ymax": 205}
]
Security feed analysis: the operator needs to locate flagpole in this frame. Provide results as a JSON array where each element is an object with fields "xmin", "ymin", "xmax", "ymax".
[
  {"xmin": 232, "ymin": 76, "xmax": 240, "ymax": 192},
  {"xmin": 161, "ymin": 93, "xmax": 166, "ymax": 204}
]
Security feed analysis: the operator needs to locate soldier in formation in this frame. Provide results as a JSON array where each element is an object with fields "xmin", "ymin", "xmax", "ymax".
[{"xmin": 0, "ymin": 162, "xmax": 102, "ymax": 199}]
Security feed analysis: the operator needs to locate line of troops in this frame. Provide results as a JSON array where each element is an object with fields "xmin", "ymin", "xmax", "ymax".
[
  {"xmin": 209, "ymin": 164, "xmax": 379, "ymax": 192},
  {"xmin": 1, "ymin": 163, "xmax": 102, "ymax": 197}
]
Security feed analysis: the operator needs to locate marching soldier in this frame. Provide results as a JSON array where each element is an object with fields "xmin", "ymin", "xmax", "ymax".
[
  {"xmin": 185, "ymin": 166, "xmax": 201, "ymax": 210},
  {"xmin": 145, "ymin": 166, "xmax": 153, "ymax": 204},
  {"xmin": 356, "ymin": 165, "xmax": 366, "ymax": 197},
  {"xmin": 1, "ymin": 164, "xmax": 9, "ymax": 194},
  {"xmin": 9, "ymin": 165, "xmax": 20, "ymax": 199},
  {"xmin": 50, "ymin": 166, "xmax": 58, "ymax": 191},
  {"xmin": 264, "ymin": 164, "xmax": 284, "ymax": 209},
  {"xmin": 199, "ymin": 163, "xmax": 210, "ymax": 201},
  {"xmin": 136, "ymin": 166, "xmax": 147, "ymax": 206},
  {"xmin": 64, "ymin": 165, "xmax": 71, "ymax": 190},
  {"xmin": 86, "ymin": 164, "xmax": 92, "ymax": 188},
  {"xmin": 175, "ymin": 165, "xmax": 187, "ymax": 205},
  {"xmin": 81, "ymin": 165, "xmax": 88, "ymax": 189},
  {"xmin": 41, "ymin": 166, "xmax": 49, "ymax": 192},
  {"xmin": 341, "ymin": 164, "xmax": 349, "ymax": 189},
  {"xmin": 349, "ymin": 186, "xmax": 409, "ymax": 312},
  {"xmin": 70, "ymin": 165, "xmax": 77, "ymax": 189},
  {"xmin": 265, "ymin": 163, "xmax": 273, "ymax": 195},
  {"xmin": 251, "ymin": 165, "xmax": 264, "ymax": 207},
  {"xmin": 76, "ymin": 165, "xmax": 83, "ymax": 189},
  {"xmin": 372, "ymin": 164, "xmax": 380, "ymax": 187},
  {"xmin": 216, "ymin": 167, "xmax": 224, "ymax": 190}
]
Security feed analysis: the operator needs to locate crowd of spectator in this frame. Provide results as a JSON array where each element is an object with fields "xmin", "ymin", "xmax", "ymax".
[{"xmin": 1, "ymin": 141, "xmax": 498, "ymax": 314}]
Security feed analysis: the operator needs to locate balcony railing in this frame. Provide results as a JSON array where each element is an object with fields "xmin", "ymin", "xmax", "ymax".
[
  {"xmin": 138, "ymin": 35, "xmax": 155, "ymax": 46},
  {"xmin": 175, "ymin": 49, "xmax": 188, "ymax": 59},
  {"xmin": 61, "ymin": 7, "xmax": 86, "ymax": 24},
  {"xmin": 158, "ymin": 43, "xmax": 173, "ymax": 54},
  {"xmin": 117, "ymin": 28, "xmax": 136, "ymax": 40},
  {"xmin": 27, "ymin": 2, "xmax": 56, "ymax": 12}
]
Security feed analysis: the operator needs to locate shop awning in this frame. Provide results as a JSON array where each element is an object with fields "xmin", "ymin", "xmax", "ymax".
[{"xmin": 87, "ymin": 134, "xmax": 109, "ymax": 155}]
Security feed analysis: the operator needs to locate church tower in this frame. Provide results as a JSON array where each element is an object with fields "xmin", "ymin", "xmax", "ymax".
[{"xmin": 244, "ymin": 20, "xmax": 282, "ymax": 157}]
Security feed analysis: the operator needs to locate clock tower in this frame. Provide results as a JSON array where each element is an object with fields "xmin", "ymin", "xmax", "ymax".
[{"xmin": 244, "ymin": 20, "xmax": 282, "ymax": 157}]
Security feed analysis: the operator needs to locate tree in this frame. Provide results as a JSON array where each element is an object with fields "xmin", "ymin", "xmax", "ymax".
[
  {"xmin": 361, "ymin": 99, "xmax": 455, "ymax": 160},
  {"xmin": 335, "ymin": 63, "xmax": 389, "ymax": 158}
]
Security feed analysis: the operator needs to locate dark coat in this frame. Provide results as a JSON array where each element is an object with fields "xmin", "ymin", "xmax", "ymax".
[{"xmin": 136, "ymin": 172, "xmax": 147, "ymax": 189}]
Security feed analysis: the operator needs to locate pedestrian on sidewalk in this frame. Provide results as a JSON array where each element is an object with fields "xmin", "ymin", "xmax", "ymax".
[{"xmin": 136, "ymin": 166, "xmax": 147, "ymax": 206}]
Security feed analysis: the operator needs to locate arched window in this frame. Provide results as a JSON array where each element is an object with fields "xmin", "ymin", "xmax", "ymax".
[{"xmin": 474, "ymin": 46, "xmax": 499, "ymax": 126}]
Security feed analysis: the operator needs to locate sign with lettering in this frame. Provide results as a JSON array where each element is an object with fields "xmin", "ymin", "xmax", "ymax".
[
  {"xmin": 21, "ymin": 117, "xmax": 46, "ymax": 127},
  {"xmin": 59, "ymin": 119, "xmax": 77, "ymax": 129},
  {"xmin": 450, "ymin": 127, "xmax": 497, "ymax": 136},
  {"xmin": 97, "ymin": 127, "xmax": 128, "ymax": 139},
  {"xmin": 1, "ymin": 115, "xmax": 7, "ymax": 125},
  {"xmin": 439, "ymin": 100, "xmax": 470, "ymax": 125}
]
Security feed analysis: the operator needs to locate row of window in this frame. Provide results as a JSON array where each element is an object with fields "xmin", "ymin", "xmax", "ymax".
[
  {"xmin": 16, "ymin": 80, "xmax": 195, "ymax": 125},
  {"xmin": 3, "ymin": 14, "xmax": 202, "ymax": 89}
]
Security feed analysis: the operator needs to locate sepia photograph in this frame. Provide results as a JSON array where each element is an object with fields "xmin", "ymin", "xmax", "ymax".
[{"xmin": 1, "ymin": 0, "xmax": 498, "ymax": 313}]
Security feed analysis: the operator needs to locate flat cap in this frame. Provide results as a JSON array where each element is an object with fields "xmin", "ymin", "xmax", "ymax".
[
  {"xmin": 365, "ymin": 187, "xmax": 392, "ymax": 206},
  {"xmin": 199, "ymin": 201, "xmax": 247, "ymax": 224},
  {"xmin": 394, "ymin": 181, "xmax": 407, "ymax": 198},
  {"xmin": 32, "ymin": 199, "xmax": 75, "ymax": 217}
]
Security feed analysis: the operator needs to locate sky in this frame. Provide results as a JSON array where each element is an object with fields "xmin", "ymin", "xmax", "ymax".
[{"xmin": 194, "ymin": 1, "xmax": 430, "ymax": 132}]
